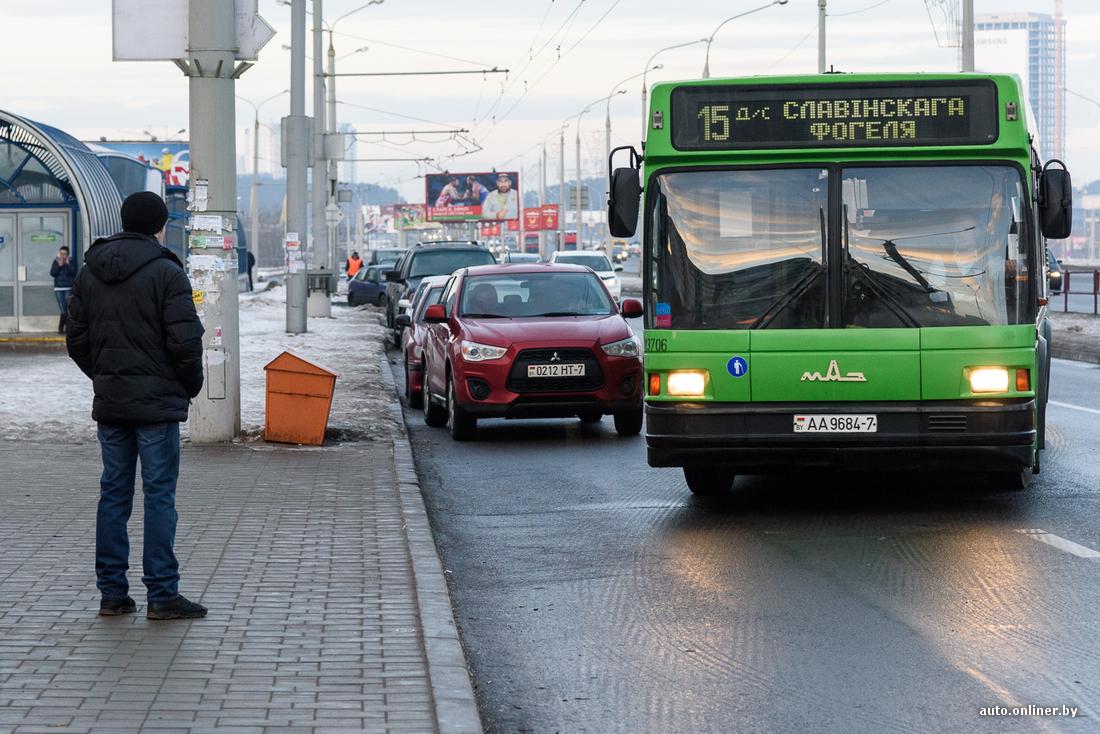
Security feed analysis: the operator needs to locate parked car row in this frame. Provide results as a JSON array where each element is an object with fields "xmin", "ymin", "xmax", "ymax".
[
  {"xmin": 351, "ymin": 242, "xmax": 644, "ymax": 443},
  {"xmin": 400, "ymin": 263, "xmax": 643, "ymax": 441}
]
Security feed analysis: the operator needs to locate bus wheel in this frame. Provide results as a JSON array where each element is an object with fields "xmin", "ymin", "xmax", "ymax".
[
  {"xmin": 988, "ymin": 467, "xmax": 1033, "ymax": 492},
  {"xmin": 613, "ymin": 407, "xmax": 643, "ymax": 436},
  {"xmin": 683, "ymin": 467, "xmax": 734, "ymax": 495}
]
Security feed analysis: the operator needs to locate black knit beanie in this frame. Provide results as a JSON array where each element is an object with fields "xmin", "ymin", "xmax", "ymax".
[{"xmin": 120, "ymin": 191, "xmax": 170, "ymax": 236}]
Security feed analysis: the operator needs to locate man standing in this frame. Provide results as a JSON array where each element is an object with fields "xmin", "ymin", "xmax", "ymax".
[
  {"xmin": 66, "ymin": 191, "xmax": 207, "ymax": 620},
  {"xmin": 50, "ymin": 245, "xmax": 77, "ymax": 333}
]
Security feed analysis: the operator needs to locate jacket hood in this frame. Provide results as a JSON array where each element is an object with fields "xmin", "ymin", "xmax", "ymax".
[{"xmin": 84, "ymin": 233, "xmax": 182, "ymax": 283}]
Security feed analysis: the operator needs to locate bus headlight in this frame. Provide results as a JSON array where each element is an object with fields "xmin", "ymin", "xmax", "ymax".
[
  {"xmin": 969, "ymin": 367, "xmax": 1009, "ymax": 393},
  {"xmin": 667, "ymin": 371, "xmax": 707, "ymax": 396}
]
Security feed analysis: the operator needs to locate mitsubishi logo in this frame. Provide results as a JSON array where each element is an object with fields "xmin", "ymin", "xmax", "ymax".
[
  {"xmin": 550, "ymin": 351, "xmax": 562, "ymax": 362},
  {"xmin": 801, "ymin": 359, "xmax": 867, "ymax": 383}
]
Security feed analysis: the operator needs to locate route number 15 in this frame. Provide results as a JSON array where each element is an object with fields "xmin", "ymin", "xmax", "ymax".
[{"xmin": 698, "ymin": 105, "xmax": 730, "ymax": 142}]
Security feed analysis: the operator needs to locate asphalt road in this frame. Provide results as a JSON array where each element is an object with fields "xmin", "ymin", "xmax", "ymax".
[{"xmin": 393, "ymin": 351, "xmax": 1100, "ymax": 733}]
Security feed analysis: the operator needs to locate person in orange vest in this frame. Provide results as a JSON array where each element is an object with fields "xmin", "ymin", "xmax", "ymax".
[{"xmin": 345, "ymin": 251, "xmax": 363, "ymax": 280}]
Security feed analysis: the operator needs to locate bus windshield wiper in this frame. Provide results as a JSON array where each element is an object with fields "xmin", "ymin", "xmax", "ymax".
[
  {"xmin": 749, "ymin": 206, "xmax": 828, "ymax": 329},
  {"xmin": 844, "ymin": 209, "xmax": 921, "ymax": 328}
]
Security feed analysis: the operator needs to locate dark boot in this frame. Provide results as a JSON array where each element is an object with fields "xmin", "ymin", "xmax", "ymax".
[
  {"xmin": 99, "ymin": 596, "xmax": 137, "ymax": 616},
  {"xmin": 147, "ymin": 595, "xmax": 207, "ymax": 620},
  {"xmin": 58, "ymin": 313, "xmax": 67, "ymax": 334}
]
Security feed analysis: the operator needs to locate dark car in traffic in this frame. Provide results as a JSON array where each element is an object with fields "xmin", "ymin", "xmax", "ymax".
[
  {"xmin": 366, "ymin": 248, "xmax": 407, "ymax": 266},
  {"xmin": 384, "ymin": 242, "xmax": 497, "ymax": 338},
  {"xmin": 347, "ymin": 263, "xmax": 393, "ymax": 307},
  {"xmin": 419, "ymin": 263, "xmax": 644, "ymax": 440},
  {"xmin": 1047, "ymin": 249, "xmax": 1063, "ymax": 295}
]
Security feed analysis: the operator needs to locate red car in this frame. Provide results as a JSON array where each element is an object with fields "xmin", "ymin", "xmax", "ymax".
[
  {"xmin": 397, "ymin": 275, "xmax": 450, "ymax": 408},
  {"xmin": 420, "ymin": 263, "xmax": 644, "ymax": 440}
]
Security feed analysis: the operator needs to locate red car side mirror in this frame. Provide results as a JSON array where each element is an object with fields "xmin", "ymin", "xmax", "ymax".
[
  {"xmin": 424, "ymin": 304, "xmax": 448, "ymax": 323},
  {"xmin": 620, "ymin": 298, "xmax": 643, "ymax": 318}
]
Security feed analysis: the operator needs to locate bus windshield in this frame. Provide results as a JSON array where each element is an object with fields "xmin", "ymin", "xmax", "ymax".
[{"xmin": 649, "ymin": 164, "xmax": 1031, "ymax": 329}]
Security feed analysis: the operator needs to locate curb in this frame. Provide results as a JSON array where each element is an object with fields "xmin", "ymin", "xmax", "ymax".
[
  {"xmin": 1052, "ymin": 343, "xmax": 1100, "ymax": 365},
  {"xmin": 377, "ymin": 352, "xmax": 484, "ymax": 734}
]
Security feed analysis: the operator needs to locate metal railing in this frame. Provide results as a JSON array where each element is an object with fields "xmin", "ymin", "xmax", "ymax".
[{"xmin": 1062, "ymin": 270, "xmax": 1100, "ymax": 314}]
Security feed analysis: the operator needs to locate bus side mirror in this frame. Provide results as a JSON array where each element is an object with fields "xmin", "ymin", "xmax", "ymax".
[
  {"xmin": 608, "ymin": 145, "xmax": 642, "ymax": 238},
  {"xmin": 1038, "ymin": 160, "xmax": 1072, "ymax": 239},
  {"xmin": 608, "ymin": 168, "xmax": 641, "ymax": 238}
]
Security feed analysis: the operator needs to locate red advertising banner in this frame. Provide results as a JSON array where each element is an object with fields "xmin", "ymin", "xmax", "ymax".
[
  {"xmin": 523, "ymin": 207, "xmax": 543, "ymax": 231},
  {"xmin": 507, "ymin": 220, "xmax": 519, "ymax": 232},
  {"xmin": 480, "ymin": 222, "xmax": 501, "ymax": 237},
  {"xmin": 540, "ymin": 204, "xmax": 559, "ymax": 230}
]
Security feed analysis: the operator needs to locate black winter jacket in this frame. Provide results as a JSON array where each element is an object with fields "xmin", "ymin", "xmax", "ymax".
[{"xmin": 66, "ymin": 233, "xmax": 204, "ymax": 424}]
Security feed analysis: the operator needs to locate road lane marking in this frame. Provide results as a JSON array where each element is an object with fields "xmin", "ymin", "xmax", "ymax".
[
  {"xmin": 1015, "ymin": 529, "xmax": 1100, "ymax": 560},
  {"xmin": 1049, "ymin": 400, "xmax": 1100, "ymax": 416}
]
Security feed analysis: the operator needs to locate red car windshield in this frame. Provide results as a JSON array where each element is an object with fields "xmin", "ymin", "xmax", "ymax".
[{"xmin": 459, "ymin": 272, "xmax": 613, "ymax": 318}]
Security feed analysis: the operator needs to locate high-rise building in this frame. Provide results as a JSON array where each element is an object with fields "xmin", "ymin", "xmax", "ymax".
[{"xmin": 975, "ymin": 12, "xmax": 1065, "ymax": 161}]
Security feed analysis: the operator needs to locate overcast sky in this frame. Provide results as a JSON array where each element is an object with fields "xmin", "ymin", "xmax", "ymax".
[{"xmin": 6, "ymin": 0, "xmax": 1100, "ymax": 201}]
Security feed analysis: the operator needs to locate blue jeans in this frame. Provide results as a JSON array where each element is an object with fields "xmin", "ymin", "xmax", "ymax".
[
  {"xmin": 96, "ymin": 422, "xmax": 181, "ymax": 602},
  {"xmin": 54, "ymin": 289, "xmax": 70, "ymax": 314}
]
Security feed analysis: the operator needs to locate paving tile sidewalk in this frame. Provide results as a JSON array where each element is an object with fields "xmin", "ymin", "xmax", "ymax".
[{"xmin": 0, "ymin": 360, "xmax": 481, "ymax": 734}]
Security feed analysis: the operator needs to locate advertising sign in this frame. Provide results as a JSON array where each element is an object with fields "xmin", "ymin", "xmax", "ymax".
[
  {"xmin": 480, "ymin": 222, "xmax": 502, "ymax": 237},
  {"xmin": 523, "ymin": 207, "xmax": 543, "ymax": 231},
  {"xmin": 540, "ymin": 204, "xmax": 559, "ymax": 231},
  {"xmin": 94, "ymin": 141, "xmax": 191, "ymax": 187},
  {"xmin": 394, "ymin": 204, "xmax": 427, "ymax": 230},
  {"xmin": 426, "ymin": 171, "xmax": 520, "ymax": 222}
]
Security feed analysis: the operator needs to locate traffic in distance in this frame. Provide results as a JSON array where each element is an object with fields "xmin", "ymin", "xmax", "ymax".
[{"xmin": 360, "ymin": 72, "xmax": 1072, "ymax": 498}]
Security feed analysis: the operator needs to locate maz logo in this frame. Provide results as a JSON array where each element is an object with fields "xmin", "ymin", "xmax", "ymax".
[{"xmin": 801, "ymin": 360, "xmax": 867, "ymax": 383}]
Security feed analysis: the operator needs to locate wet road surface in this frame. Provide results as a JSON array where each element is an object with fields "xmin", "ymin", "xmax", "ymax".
[{"xmin": 393, "ymin": 354, "xmax": 1100, "ymax": 733}]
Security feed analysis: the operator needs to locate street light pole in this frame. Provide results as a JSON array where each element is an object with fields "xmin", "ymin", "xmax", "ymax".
[
  {"xmin": 238, "ymin": 90, "xmax": 287, "ymax": 283},
  {"xmin": 186, "ymin": 0, "xmax": 240, "ymax": 441},
  {"xmin": 285, "ymin": 0, "xmax": 309, "ymax": 334},
  {"xmin": 702, "ymin": 0, "xmax": 789, "ymax": 79},
  {"xmin": 603, "ymin": 69, "xmax": 653, "ymax": 252},
  {"xmin": 558, "ymin": 118, "xmax": 568, "ymax": 252},
  {"xmin": 818, "ymin": 0, "xmax": 827, "ymax": 73},
  {"xmin": 327, "ymin": 35, "xmax": 338, "ymax": 274},
  {"xmin": 310, "ymin": 0, "xmax": 328, "ymax": 316},
  {"xmin": 960, "ymin": 0, "xmax": 975, "ymax": 72},
  {"xmin": 641, "ymin": 39, "xmax": 707, "ymax": 141}
]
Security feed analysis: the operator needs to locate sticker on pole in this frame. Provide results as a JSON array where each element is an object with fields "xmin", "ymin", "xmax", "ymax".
[{"xmin": 727, "ymin": 356, "xmax": 748, "ymax": 378}]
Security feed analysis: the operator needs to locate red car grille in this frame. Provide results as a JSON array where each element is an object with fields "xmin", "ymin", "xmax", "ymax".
[{"xmin": 506, "ymin": 348, "xmax": 605, "ymax": 393}]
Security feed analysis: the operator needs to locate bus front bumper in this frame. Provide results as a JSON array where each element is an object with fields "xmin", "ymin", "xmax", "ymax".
[{"xmin": 646, "ymin": 399, "xmax": 1036, "ymax": 472}]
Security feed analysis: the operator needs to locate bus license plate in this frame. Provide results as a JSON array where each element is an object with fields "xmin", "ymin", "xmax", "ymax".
[
  {"xmin": 528, "ymin": 363, "xmax": 586, "ymax": 378},
  {"xmin": 793, "ymin": 414, "xmax": 878, "ymax": 433}
]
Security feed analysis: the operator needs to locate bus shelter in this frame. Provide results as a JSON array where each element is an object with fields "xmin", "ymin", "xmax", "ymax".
[{"xmin": 0, "ymin": 109, "xmax": 122, "ymax": 333}]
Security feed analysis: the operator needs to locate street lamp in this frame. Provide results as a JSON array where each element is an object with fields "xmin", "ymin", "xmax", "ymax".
[
  {"xmin": 702, "ymin": 0, "xmax": 789, "ymax": 79},
  {"xmin": 320, "ymin": 0, "xmax": 384, "ymax": 275},
  {"xmin": 641, "ymin": 39, "xmax": 708, "ymax": 139},
  {"xmin": 237, "ymin": 90, "xmax": 289, "ymax": 274},
  {"xmin": 573, "ymin": 93, "xmax": 623, "ymax": 250}
]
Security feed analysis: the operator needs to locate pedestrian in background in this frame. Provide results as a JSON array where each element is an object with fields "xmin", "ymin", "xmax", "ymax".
[
  {"xmin": 66, "ymin": 191, "xmax": 207, "ymax": 620},
  {"xmin": 247, "ymin": 249, "xmax": 256, "ymax": 292},
  {"xmin": 346, "ymin": 250, "xmax": 363, "ymax": 280},
  {"xmin": 50, "ymin": 245, "xmax": 77, "ymax": 333}
]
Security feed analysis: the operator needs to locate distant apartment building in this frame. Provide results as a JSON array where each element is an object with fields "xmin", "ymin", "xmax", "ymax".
[{"xmin": 975, "ymin": 12, "xmax": 1065, "ymax": 161}]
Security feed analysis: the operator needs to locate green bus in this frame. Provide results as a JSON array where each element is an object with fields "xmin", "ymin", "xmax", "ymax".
[{"xmin": 606, "ymin": 73, "xmax": 1073, "ymax": 494}]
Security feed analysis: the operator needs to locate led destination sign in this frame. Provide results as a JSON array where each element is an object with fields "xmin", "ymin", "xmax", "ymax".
[{"xmin": 670, "ymin": 82, "xmax": 998, "ymax": 150}]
